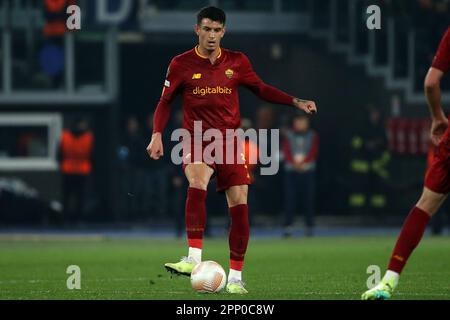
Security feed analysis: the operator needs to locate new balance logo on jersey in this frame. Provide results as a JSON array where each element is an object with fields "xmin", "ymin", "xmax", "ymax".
[
  {"xmin": 193, "ymin": 86, "xmax": 232, "ymax": 96},
  {"xmin": 192, "ymin": 73, "xmax": 202, "ymax": 79}
]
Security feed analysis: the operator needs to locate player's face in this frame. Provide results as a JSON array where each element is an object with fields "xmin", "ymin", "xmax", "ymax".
[{"xmin": 195, "ymin": 18, "xmax": 225, "ymax": 52}]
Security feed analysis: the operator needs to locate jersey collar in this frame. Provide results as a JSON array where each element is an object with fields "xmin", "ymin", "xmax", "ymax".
[{"xmin": 194, "ymin": 46, "xmax": 222, "ymax": 62}]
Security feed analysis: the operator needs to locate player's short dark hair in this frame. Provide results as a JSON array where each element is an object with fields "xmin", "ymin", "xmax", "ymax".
[{"xmin": 197, "ymin": 6, "xmax": 226, "ymax": 26}]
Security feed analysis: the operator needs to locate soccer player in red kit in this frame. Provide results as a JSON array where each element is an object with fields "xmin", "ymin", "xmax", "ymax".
[
  {"xmin": 362, "ymin": 26, "xmax": 450, "ymax": 300},
  {"xmin": 147, "ymin": 7, "xmax": 317, "ymax": 294}
]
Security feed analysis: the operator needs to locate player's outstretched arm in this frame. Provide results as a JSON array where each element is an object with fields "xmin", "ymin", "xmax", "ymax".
[
  {"xmin": 146, "ymin": 101, "xmax": 170, "ymax": 160},
  {"xmin": 147, "ymin": 132, "xmax": 164, "ymax": 160},
  {"xmin": 292, "ymin": 97, "xmax": 317, "ymax": 115},
  {"xmin": 239, "ymin": 53, "xmax": 317, "ymax": 114},
  {"xmin": 424, "ymin": 67, "xmax": 448, "ymax": 146},
  {"xmin": 146, "ymin": 57, "xmax": 183, "ymax": 160}
]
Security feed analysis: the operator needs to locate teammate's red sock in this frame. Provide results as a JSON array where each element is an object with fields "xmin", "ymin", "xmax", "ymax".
[
  {"xmin": 185, "ymin": 187, "xmax": 207, "ymax": 249},
  {"xmin": 229, "ymin": 204, "xmax": 249, "ymax": 271},
  {"xmin": 388, "ymin": 206, "xmax": 431, "ymax": 274}
]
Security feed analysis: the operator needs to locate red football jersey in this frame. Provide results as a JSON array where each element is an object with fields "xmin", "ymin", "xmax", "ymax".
[
  {"xmin": 432, "ymin": 26, "xmax": 450, "ymax": 74},
  {"xmin": 153, "ymin": 46, "xmax": 294, "ymax": 134}
]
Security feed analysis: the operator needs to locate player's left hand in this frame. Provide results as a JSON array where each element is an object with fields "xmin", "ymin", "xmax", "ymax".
[{"xmin": 293, "ymin": 98, "xmax": 317, "ymax": 114}]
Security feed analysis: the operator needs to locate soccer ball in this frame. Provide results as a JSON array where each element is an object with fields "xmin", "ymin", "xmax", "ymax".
[{"xmin": 190, "ymin": 261, "xmax": 226, "ymax": 293}]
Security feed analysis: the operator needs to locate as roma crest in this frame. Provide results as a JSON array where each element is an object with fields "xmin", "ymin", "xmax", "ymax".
[{"xmin": 225, "ymin": 69, "xmax": 234, "ymax": 79}]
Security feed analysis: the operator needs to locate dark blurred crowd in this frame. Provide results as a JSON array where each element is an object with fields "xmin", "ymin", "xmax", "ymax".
[
  {"xmin": 383, "ymin": 0, "xmax": 449, "ymax": 48},
  {"xmin": 375, "ymin": 0, "xmax": 450, "ymax": 91},
  {"xmin": 113, "ymin": 105, "xmax": 320, "ymax": 236}
]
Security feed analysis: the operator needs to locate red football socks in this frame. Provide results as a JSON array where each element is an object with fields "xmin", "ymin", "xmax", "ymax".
[
  {"xmin": 185, "ymin": 187, "xmax": 207, "ymax": 249},
  {"xmin": 388, "ymin": 206, "xmax": 431, "ymax": 274},
  {"xmin": 229, "ymin": 204, "xmax": 250, "ymax": 271}
]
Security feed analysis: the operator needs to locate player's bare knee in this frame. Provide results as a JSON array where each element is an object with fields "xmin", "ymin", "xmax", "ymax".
[
  {"xmin": 226, "ymin": 186, "xmax": 248, "ymax": 207},
  {"xmin": 228, "ymin": 198, "xmax": 247, "ymax": 207},
  {"xmin": 416, "ymin": 188, "xmax": 447, "ymax": 216},
  {"xmin": 185, "ymin": 164, "xmax": 213, "ymax": 190},
  {"xmin": 188, "ymin": 177, "xmax": 208, "ymax": 190}
]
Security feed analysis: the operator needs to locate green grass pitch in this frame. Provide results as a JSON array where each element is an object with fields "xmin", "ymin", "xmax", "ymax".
[{"xmin": 0, "ymin": 236, "xmax": 449, "ymax": 300}]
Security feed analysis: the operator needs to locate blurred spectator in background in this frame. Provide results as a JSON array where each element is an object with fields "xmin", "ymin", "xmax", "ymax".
[
  {"xmin": 364, "ymin": 106, "xmax": 388, "ymax": 159},
  {"xmin": 59, "ymin": 117, "xmax": 93, "ymax": 224},
  {"xmin": 253, "ymin": 105, "xmax": 281, "ymax": 216},
  {"xmin": 168, "ymin": 110, "xmax": 187, "ymax": 238},
  {"xmin": 144, "ymin": 113, "xmax": 169, "ymax": 219},
  {"xmin": 348, "ymin": 106, "xmax": 390, "ymax": 215},
  {"xmin": 256, "ymin": 105, "xmax": 276, "ymax": 130},
  {"xmin": 118, "ymin": 115, "xmax": 148, "ymax": 220},
  {"xmin": 118, "ymin": 114, "xmax": 169, "ymax": 221},
  {"xmin": 363, "ymin": 106, "xmax": 390, "ymax": 214},
  {"xmin": 282, "ymin": 114, "xmax": 319, "ymax": 237}
]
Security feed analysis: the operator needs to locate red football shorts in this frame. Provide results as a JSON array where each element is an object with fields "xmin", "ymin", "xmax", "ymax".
[
  {"xmin": 425, "ymin": 132, "xmax": 450, "ymax": 194},
  {"xmin": 181, "ymin": 135, "xmax": 252, "ymax": 192}
]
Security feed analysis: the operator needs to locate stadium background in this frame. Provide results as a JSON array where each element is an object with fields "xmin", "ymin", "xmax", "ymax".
[
  {"xmin": 1, "ymin": 0, "xmax": 450, "ymax": 301},
  {"xmin": 0, "ymin": 0, "xmax": 449, "ymax": 234}
]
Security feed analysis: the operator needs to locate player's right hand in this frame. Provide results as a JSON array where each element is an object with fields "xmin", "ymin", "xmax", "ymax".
[
  {"xmin": 147, "ymin": 133, "xmax": 164, "ymax": 160},
  {"xmin": 430, "ymin": 117, "xmax": 448, "ymax": 146}
]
